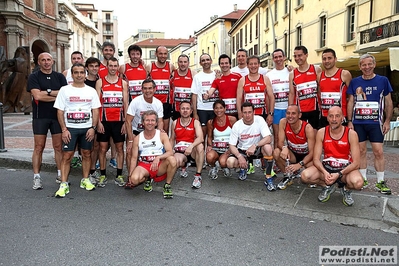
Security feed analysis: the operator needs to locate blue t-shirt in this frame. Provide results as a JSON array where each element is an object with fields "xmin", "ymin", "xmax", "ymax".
[{"xmin": 347, "ymin": 75, "xmax": 392, "ymax": 125}]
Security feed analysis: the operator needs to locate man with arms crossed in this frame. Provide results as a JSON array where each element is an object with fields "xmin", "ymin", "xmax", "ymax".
[
  {"xmin": 347, "ymin": 54, "xmax": 393, "ymax": 194},
  {"xmin": 54, "ymin": 63, "xmax": 101, "ymax": 197},
  {"xmin": 301, "ymin": 107, "xmax": 363, "ymax": 206},
  {"xmin": 127, "ymin": 110, "xmax": 177, "ymax": 198},
  {"xmin": 273, "ymin": 105, "xmax": 315, "ymax": 190},
  {"xmin": 27, "ymin": 52, "xmax": 67, "ymax": 189}
]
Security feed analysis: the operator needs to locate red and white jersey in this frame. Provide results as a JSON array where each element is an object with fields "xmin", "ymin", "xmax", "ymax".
[
  {"xmin": 171, "ymin": 69, "xmax": 193, "ymax": 112},
  {"xmin": 319, "ymin": 68, "xmax": 347, "ymax": 117},
  {"xmin": 149, "ymin": 62, "xmax": 172, "ymax": 104},
  {"xmin": 285, "ymin": 121, "xmax": 309, "ymax": 155},
  {"xmin": 322, "ymin": 126, "xmax": 352, "ymax": 171},
  {"xmin": 174, "ymin": 118, "xmax": 195, "ymax": 153},
  {"xmin": 123, "ymin": 63, "xmax": 148, "ymax": 101},
  {"xmin": 211, "ymin": 72, "xmax": 241, "ymax": 115},
  {"xmin": 243, "ymin": 75, "xmax": 267, "ymax": 115},
  {"xmin": 99, "ymin": 77, "xmax": 124, "ymax": 122},
  {"xmin": 293, "ymin": 64, "xmax": 319, "ymax": 112}
]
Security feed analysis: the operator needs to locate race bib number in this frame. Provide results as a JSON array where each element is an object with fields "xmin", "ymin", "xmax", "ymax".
[
  {"xmin": 274, "ymin": 87, "xmax": 289, "ymax": 103},
  {"xmin": 321, "ymin": 92, "xmax": 340, "ymax": 109},
  {"xmin": 354, "ymin": 101, "xmax": 379, "ymax": 121},
  {"xmin": 245, "ymin": 92, "xmax": 265, "ymax": 109},
  {"xmin": 322, "ymin": 158, "xmax": 350, "ymax": 172},
  {"xmin": 297, "ymin": 81, "xmax": 317, "ymax": 101},
  {"xmin": 212, "ymin": 140, "xmax": 228, "ymax": 153},
  {"xmin": 174, "ymin": 87, "xmax": 192, "ymax": 102},
  {"xmin": 287, "ymin": 141, "xmax": 308, "ymax": 155},
  {"xmin": 128, "ymin": 80, "xmax": 143, "ymax": 96},
  {"xmin": 174, "ymin": 141, "xmax": 192, "ymax": 153},
  {"xmin": 139, "ymin": 149, "xmax": 164, "ymax": 162},
  {"xmin": 66, "ymin": 111, "xmax": 90, "ymax": 124},
  {"xmin": 102, "ymin": 91, "xmax": 123, "ymax": 108},
  {"xmin": 224, "ymin": 98, "xmax": 237, "ymax": 114},
  {"xmin": 154, "ymin": 79, "xmax": 170, "ymax": 95}
]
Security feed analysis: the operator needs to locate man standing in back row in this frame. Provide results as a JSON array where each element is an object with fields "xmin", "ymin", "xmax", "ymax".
[
  {"xmin": 347, "ymin": 54, "xmax": 393, "ymax": 194},
  {"xmin": 289, "ymin": 45, "xmax": 322, "ymax": 131},
  {"xmin": 147, "ymin": 46, "xmax": 176, "ymax": 134},
  {"xmin": 318, "ymin": 48, "xmax": 352, "ymax": 128}
]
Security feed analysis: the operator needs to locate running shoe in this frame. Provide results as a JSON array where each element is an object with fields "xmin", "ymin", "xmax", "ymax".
[
  {"xmin": 375, "ymin": 181, "xmax": 391, "ymax": 195},
  {"xmin": 238, "ymin": 168, "xmax": 247, "ymax": 181},
  {"xmin": 341, "ymin": 187, "xmax": 354, "ymax": 206},
  {"xmin": 264, "ymin": 178, "xmax": 276, "ymax": 191},
  {"xmin": 308, "ymin": 184, "xmax": 318, "ymax": 188},
  {"xmin": 223, "ymin": 168, "xmax": 232, "ymax": 177},
  {"xmin": 318, "ymin": 185, "xmax": 336, "ymax": 202},
  {"xmin": 114, "ymin": 175, "xmax": 126, "ymax": 187},
  {"xmin": 55, "ymin": 183, "xmax": 69, "ymax": 198},
  {"xmin": 89, "ymin": 171, "xmax": 100, "ymax": 186},
  {"xmin": 247, "ymin": 163, "xmax": 255, "ymax": 175},
  {"xmin": 163, "ymin": 183, "xmax": 173, "ymax": 199},
  {"xmin": 109, "ymin": 158, "xmax": 117, "ymax": 169},
  {"xmin": 97, "ymin": 175, "xmax": 107, "ymax": 188},
  {"xmin": 277, "ymin": 176, "xmax": 293, "ymax": 190},
  {"xmin": 192, "ymin": 175, "xmax": 202, "ymax": 189},
  {"xmin": 80, "ymin": 178, "xmax": 95, "ymax": 191},
  {"xmin": 95, "ymin": 161, "xmax": 100, "ymax": 170},
  {"xmin": 32, "ymin": 176, "xmax": 43, "ymax": 190},
  {"xmin": 143, "ymin": 179, "xmax": 153, "ymax": 192},
  {"xmin": 209, "ymin": 166, "xmax": 218, "ymax": 179},
  {"xmin": 56, "ymin": 176, "xmax": 62, "ymax": 184},
  {"xmin": 180, "ymin": 167, "xmax": 188, "ymax": 178},
  {"xmin": 254, "ymin": 159, "xmax": 261, "ymax": 168}
]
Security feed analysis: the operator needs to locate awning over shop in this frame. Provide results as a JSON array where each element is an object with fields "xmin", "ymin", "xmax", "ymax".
[
  {"xmin": 336, "ymin": 48, "xmax": 391, "ymax": 71},
  {"xmin": 389, "ymin": 47, "xmax": 399, "ymax": 71}
]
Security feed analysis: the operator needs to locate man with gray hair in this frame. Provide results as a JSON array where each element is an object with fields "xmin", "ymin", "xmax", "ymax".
[
  {"xmin": 347, "ymin": 54, "xmax": 393, "ymax": 194},
  {"xmin": 127, "ymin": 110, "xmax": 177, "ymax": 198}
]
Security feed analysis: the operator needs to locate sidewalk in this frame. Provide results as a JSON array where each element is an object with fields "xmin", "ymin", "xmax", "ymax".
[{"xmin": 0, "ymin": 113, "xmax": 398, "ymax": 232}]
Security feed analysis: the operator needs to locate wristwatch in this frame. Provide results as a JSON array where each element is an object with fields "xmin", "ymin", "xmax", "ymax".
[
  {"xmin": 269, "ymin": 112, "xmax": 274, "ymax": 116},
  {"xmin": 91, "ymin": 126, "xmax": 97, "ymax": 131},
  {"xmin": 47, "ymin": 89, "xmax": 52, "ymax": 96},
  {"xmin": 299, "ymin": 161, "xmax": 305, "ymax": 167},
  {"xmin": 338, "ymin": 171, "xmax": 343, "ymax": 179}
]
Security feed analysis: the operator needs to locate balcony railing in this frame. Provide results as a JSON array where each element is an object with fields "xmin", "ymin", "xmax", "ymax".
[
  {"xmin": 103, "ymin": 31, "xmax": 113, "ymax": 35},
  {"xmin": 360, "ymin": 20, "xmax": 399, "ymax": 44}
]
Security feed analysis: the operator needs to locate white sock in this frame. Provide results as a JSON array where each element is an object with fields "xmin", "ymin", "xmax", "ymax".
[
  {"xmin": 33, "ymin": 173, "xmax": 40, "ymax": 179},
  {"xmin": 359, "ymin": 169, "xmax": 367, "ymax": 180},
  {"xmin": 57, "ymin": 170, "xmax": 61, "ymax": 177},
  {"xmin": 376, "ymin": 172, "xmax": 384, "ymax": 183},
  {"xmin": 74, "ymin": 151, "xmax": 79, "ymax": 157}
]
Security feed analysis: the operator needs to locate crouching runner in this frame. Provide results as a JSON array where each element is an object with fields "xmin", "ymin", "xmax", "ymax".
[{"xmin": 127, "ymin": 110, "xmax": 177, "ymax": 198}]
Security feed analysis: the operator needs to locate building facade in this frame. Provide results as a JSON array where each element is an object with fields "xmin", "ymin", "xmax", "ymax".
[{"xmin": 0, "ymin": 0, "xmax": 71, "ymax": 71}]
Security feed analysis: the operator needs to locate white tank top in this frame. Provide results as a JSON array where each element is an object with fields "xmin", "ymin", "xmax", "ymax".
[{"xmin": 138, "ymin": 130, "xmax": 165, "ymax": 162}]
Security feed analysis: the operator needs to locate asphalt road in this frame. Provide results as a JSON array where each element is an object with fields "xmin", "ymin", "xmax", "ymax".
[{"xmin": 0, "ymin": 167, "xmax": 397, "ymax": 266}]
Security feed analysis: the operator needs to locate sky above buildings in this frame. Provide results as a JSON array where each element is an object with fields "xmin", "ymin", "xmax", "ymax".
[{"xmin": 77, "ymin": 0, "xmax": 252, "ymax": 48}]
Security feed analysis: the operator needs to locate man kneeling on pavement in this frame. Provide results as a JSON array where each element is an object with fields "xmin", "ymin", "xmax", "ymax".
[
  {"xmin": 301, "ymin": 106, "xmax": 363, "ymax": 206},
  {"xmin": 273, "ymin": 105, "xmax": 315, "ymax": 190},
  {"xmin": 227, "ymin": 102, "xmax": 275, "ymax": 190},
  {"xmin": 126, "ymin": 110, "xmax": 177, "ymax": 198}
]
